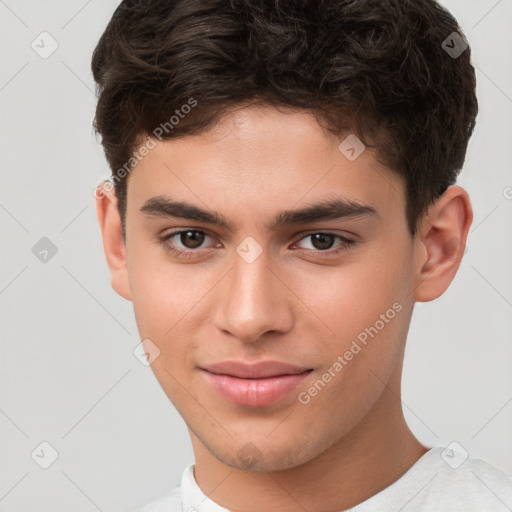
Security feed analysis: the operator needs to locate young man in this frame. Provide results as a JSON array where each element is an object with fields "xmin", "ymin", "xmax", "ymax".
[{"xmin": 92, "ymin": 0, "xmax": 512, "ymax": 510}]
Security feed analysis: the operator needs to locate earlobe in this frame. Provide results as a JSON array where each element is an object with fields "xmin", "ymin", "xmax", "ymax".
[
  {"xmin": 413, "ymin": 185, "xmax": 473, "ymax": 302},
  {"xmin": 95, "ymin": 182, "xmax": 132, "ymax": 301}
]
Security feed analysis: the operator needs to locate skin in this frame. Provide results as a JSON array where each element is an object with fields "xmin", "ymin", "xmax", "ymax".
[{"xmin": 96, "ymin": 104, "xmax": 472, "ymax": 511}]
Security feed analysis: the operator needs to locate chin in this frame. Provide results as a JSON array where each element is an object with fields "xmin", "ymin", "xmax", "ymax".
[{"xmin": 203, "ymin": 433, "xmax": 330, "ymax": 473}]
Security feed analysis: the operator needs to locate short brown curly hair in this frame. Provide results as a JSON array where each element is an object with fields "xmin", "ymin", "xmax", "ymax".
[{"xmin": 91, "ymin": 0, "xmax": 478, "ymax": 239}]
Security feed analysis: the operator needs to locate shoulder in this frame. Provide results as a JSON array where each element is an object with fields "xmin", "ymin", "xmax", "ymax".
[
  {"xmin": 419, "ymin": 446, "xmax": 512, "ymax": 510},
  {"xmin": 349, "ymin": 445, "xmax": 512, "ymax": 511},
  {"xmin": 394, "ymin": 445, "xmax": 512, "ymax": 511}
]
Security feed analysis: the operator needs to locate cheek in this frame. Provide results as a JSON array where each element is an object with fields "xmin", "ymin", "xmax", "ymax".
[
  {"xmin": 295, "ymin": 242, "xmax": 414, "ymax": 381},
  {"xmin": 301, "ymin": 287, "xmax": 410, "ymax": 426},
  {"xmin": 127, "ymin": 247, "xmax": 188, "ymax": 336},
  {"xmin": 127, "ymin": 246, "xmax": 219, "ymax": 346},
  {"xmin": 295, "ymin": 259, "xmax": 409, "ymax": 341}
]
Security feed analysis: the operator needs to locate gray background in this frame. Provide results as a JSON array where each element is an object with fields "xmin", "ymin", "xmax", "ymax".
[{"xmin": 1, "ymin": 0, "xmax": 511, "ymax": 510}]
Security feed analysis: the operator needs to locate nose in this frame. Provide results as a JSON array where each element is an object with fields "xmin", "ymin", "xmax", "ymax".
[{"xmin": 212, "ymin": 247, "xmax": 294, "ymax": 343}]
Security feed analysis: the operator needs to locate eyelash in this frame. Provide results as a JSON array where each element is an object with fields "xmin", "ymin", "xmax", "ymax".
[{"xmin": 157, "ymin": 229, "xmax": 355, "ymax": 259}]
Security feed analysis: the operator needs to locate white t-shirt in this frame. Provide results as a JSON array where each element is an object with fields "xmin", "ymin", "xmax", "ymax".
[{"xmin": 138, "ymin": 445, "xmax": 512, "ymax": 511}]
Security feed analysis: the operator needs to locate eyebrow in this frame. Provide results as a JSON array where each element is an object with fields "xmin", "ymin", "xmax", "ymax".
[{"xmin": 140, "ymin": 195, "xmax": 379, "ymax": 232}]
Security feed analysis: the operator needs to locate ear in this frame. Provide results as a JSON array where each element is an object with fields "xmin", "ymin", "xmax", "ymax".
[
  {"xmin": 413, "ymin": 185, "xmax": 473, "ymax": 302},
  {"xmin": 95, "ymin": 182, "xmax": 132, "ymax": 301}
]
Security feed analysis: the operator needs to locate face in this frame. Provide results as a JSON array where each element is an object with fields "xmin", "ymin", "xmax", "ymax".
[{"xmin": 121, "ymin": 105, "xmax": 420, "ymax": 471}]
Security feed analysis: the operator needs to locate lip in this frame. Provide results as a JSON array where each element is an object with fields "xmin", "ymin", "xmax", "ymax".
[
  {"xmin": 201, "ymin": 360, "xmax": 313, "ymax": 407},
  {"xmin": 204, "ymin": 360, "xmax": 311, "ymax": 379}
]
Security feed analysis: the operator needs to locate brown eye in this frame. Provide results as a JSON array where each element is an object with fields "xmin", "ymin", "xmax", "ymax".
[
  {"xmin": 158, "ymin": 229, "xmax": 218, "ymax": 259},
  {"xmin": 294, "ymin": 232, "xmax": 355, "ymax": 256},
  {"xmin": 179, "ymin": 230, "xmax": 205, "ymax": 249},
  {"xmin": 309, "ymin": 233, "xmax": 336, "ymax": 250}
]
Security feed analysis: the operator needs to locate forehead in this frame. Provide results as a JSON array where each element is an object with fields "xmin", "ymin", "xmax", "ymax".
[{"xmin": 127, "ymin": 104, "xmax": 405, "ymax": 229}]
